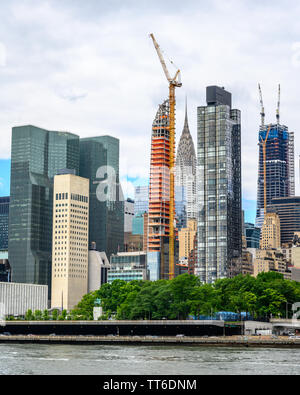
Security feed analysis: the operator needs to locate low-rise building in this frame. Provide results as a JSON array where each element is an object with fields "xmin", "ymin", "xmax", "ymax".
[
  {"xmin": 0, "ymin": 282, "xmax": 48, "ymax": 316},
  {"xmin": 109, "ymin": 251, "xmax": 148, "ymax": 283},
  {"xmin": 88, "ymin": 244, "xmax": 110, "ymax": 292},
  {"xmin": 253, "ymin": 249, "xmax": 291, "ymax": 280}
]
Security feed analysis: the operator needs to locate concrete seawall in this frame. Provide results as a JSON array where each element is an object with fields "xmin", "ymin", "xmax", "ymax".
[{"xmin": 0, "ymin": 335, "xmax": 300, "ymax": 348}]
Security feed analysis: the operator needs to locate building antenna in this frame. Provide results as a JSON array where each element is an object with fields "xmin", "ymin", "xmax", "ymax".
[
  {"xmin": 276, "ymin": 84, "xmax": 281, "ymax": 124},
  {"xmin": 258, "ymin": 83, "xmax": 265, "ymax": 126}
]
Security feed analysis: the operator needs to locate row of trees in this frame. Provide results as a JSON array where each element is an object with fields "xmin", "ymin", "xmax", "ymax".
[
  {"xmin": 21, "ymin": 272, "xmax": 300, "ymax": 321},
  {"xmin": 70, "ymin": 272, "xmax": 300, "ymax": 321}
]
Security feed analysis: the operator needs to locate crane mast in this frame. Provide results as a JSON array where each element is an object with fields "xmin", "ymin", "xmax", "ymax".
[
  {"xmin": 150, "ymin": 33, "xmax": 182, "ymax": 280},
  {"xmin": 258, "ymin": 83, "xmax": 265, "ymax": 126},
  {"xmin": 276, "ymin": 84, "xmax": 281, "ymax": 124}
]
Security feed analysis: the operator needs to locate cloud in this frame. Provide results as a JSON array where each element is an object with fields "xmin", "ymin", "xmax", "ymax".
[
  {"xmin": 0, "ymin": 0, "xmax": 300, "ymax": 208},
  {"xmin": 121, "ymin": 178, "xmax": 135, "ymax": 200},
  {"xmin": 0, "ymin": 43, "xmax": 6, "ymax": 67}
]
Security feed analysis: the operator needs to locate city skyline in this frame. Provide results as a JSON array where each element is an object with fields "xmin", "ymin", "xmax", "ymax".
[{"xmin": 0, "ymin": 1, "xmax": 300, "ymax": 225}]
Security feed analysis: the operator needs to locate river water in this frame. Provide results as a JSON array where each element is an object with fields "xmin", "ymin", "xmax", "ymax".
[{"xmin": 0, "ymin": 344, "xmax": 299, "ymax": 375}]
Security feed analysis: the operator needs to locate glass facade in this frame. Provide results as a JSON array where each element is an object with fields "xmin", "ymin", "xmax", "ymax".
[
  {"xmin": 9, "ymin": 126, "xmax": 79, "ymax": 287},
  {"xmin": 109, "ymin": 252, "xmax": 147, "ymax": 283},
  {"xmin": 132, "ymin": 213, "xmax": 144, "ymax": 235},
  {"xmin": 196, "ymin": 87, "xmax": 242, "ymax": 283},
  {"xmin": 0, "ymin": 197, "xmax": 9, "ymax": 251},
  {"xmin": 134, "ymin": 186, "xmax": 149, "ymax": 215},
  {"xmin": 244, "ymin": 222, "xmax": 260, "ymax": 249},
  {"xmin": 268, "ymin": 196, "xmax": 300, "ymax": 244},
  {"xmin": 79, "ymin": 136, "xmax": 124, "ymax": 259},
  {"xmin": 256, "ymin": 124, "xmax": 294, "ymax": 228}
]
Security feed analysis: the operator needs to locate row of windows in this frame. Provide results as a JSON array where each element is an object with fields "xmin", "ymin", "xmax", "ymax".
[
  {"xmin": 56, "ymin": 193, "xmax": 68, "ymax": 200},
  {"xmin": 71, "ymin": 193, "xmax": 88, "ymax": 203}
]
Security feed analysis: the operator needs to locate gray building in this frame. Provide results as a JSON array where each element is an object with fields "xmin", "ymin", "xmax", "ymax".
[
  {"xmin": 88, "ymin": 245, "xmax": 110, "ymax": 293},
  {"xmin": 79, "ymin": 136, "xmax": 124, "ymax": 259},
  {"xmin": 268, "ymin": 197, "xmax": 300, "ymax": 244},
  {"xmin": 0, "ymin": 197, "xmax": 9, "ymax": 252},
  {"xmin": 109, "ymin": 251, "xmax": 148, "ymax": 283},
  {"xmin": 124, "ymin": 198, "xmax": 135, "ymax": 233},
  {"xmin": 9, "ymin": 126, "xmax": 79, "ymax": 287},
  {"xmin": 196, "ymin": 86, "xmax": 242, "ymax": 283}
]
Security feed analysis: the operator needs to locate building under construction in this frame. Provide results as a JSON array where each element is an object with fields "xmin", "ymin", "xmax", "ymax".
[
  {"xmin": 148, "ymin": 34, "xmax": 182, "ymax": 281},
  {"xmin": 256, "ymin": 85, "xmax": 294, "ymax": 228},
  {"xmin": 147, "ymin": 100, "xmax": 180, "ymax": 280},
  {"xmin": 148, "ymin": 99, "xmax": 171, "ymax": 254}
]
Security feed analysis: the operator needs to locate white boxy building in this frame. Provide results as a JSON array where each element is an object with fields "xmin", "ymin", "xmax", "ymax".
[{"xmin": 0, "ymin": 282, "xmax": 48, "ymax": 316}]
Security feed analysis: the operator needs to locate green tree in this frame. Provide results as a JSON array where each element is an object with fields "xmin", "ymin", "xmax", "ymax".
[{"xmin": 25, "ymin": 309, "xmax": 34, "ymax": 321}]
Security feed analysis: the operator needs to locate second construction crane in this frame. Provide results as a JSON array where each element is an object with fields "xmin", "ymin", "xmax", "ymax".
[{"xmin": 150, "ymin": 33, "xmax": 182, "ymax": 280}]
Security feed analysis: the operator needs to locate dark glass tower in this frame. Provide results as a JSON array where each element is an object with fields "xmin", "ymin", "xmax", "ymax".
[
  {"xmin": 196, "ymin": 86, "xmax": 242, "ymax": 283},
  {"xmin": 8, "ymin": 125, "xmax": 79, "ymax": 286},
  {"xmin": 0, "ymin": 197, "xmax": 9, "ymax": 251},
  {"xmin": 256, "ymin": 124, "xmax": 294, "ymax": 228},
  {"xmin": 268, "ymin": 196, "xmax": 300, "ymax": 244},
  {"xmin": 79, "ymin": 136, "xmax": 124, "ymax": 259}
]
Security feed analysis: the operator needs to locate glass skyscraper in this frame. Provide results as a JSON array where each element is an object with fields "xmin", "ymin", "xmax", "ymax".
[
  {"xmin": 8, "ymin": 125, "xmax": 79, "ymax": 286},
  {"xmin": 79, "ymin": 136, "xmax": 124, "ymax": 258},
  {"xmin": 256, "ymin": 123, "xmax": 294, "ymax": 228},
  {"xmin": 196, "ymin": 86, "xmax": 242, "ymax": 283},
  {"xmin": 0, "ymin": 197, "xmax": 9, "ymax": 251}
]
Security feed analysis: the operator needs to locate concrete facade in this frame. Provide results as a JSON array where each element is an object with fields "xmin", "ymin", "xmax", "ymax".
[
  {"xmin": 88, "ymin": 250, "xmax": 110, "ymax": 293},
  {"xmin": 260, "ymin": 212, "xmax": 281, "ymax": 249},
  {"xmin": 51, "ymin": 174, "xmax": 89, "ymax": 311}
]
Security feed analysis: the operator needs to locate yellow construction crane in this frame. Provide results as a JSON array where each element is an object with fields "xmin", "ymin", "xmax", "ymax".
[{"xmin": 149, "ymin": 33, "xmax": 182, "ymax": 280}]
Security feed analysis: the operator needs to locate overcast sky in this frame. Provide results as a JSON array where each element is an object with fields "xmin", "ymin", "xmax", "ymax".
[{"xmin": 0, "ymin": 0, "xmax": 300, "ymax": 221}]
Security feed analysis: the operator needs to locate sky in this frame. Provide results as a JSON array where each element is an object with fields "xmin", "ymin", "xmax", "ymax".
[{"xmin": 1, "ymin": 0, "xmax": 300, "ymax": 223}]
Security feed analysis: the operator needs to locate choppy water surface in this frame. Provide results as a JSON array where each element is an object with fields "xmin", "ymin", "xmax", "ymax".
[{"xmin": 0, "ymin": 344, "xmax": 299, "ymax": 375}]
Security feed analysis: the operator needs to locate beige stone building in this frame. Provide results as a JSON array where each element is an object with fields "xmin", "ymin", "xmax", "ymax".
[
  {"xmin": 260, "ymin": 212, "xmax": 281, "ymax": 249},
  {"xmin": 178, "ymin": 219, "xmax": 197, "ymax": 260},
  {"xmin": 51, "ymin": 173, "xmax": 89, "ymax": 311},
  {"xmin": 253, "ymin": 249, "xmax": 290, "ymax": 280}
]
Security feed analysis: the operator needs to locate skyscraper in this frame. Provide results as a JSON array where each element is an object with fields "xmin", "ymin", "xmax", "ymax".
[
  {"xmin": 148, "ymin": 99, "xmax": 180, "ymax": 280},
  {"xmin": 9, "ymin": 125, "xmax": 80, "ymax": 287},
  {"xmin": 175, "ymin": 102, "xmax": 196, "ymax": 228},
  {"xmin": 148, "ymin": 99, "xmax": 171, "ymax": 254},
  {"xmin": 0, "ymin": 197, "xmax": 9, "ymax": 252},
  {"xmin": 268, "ymin": 196, "xmax": 300, "ymax": 244},
  {"xmin": 256, "ymin": 122, "xmax": 294, "ymax": 228},
  {"xmin": 196, "ymin": 86, "xmax": 242, "ymax": 283},
  {"xmin": 79, "ymin": 136, "xmax": 124, "ymax": 258},
  {"xmin": 51, "ymin": 173, "xmax": 89, "ymax": 310}
]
